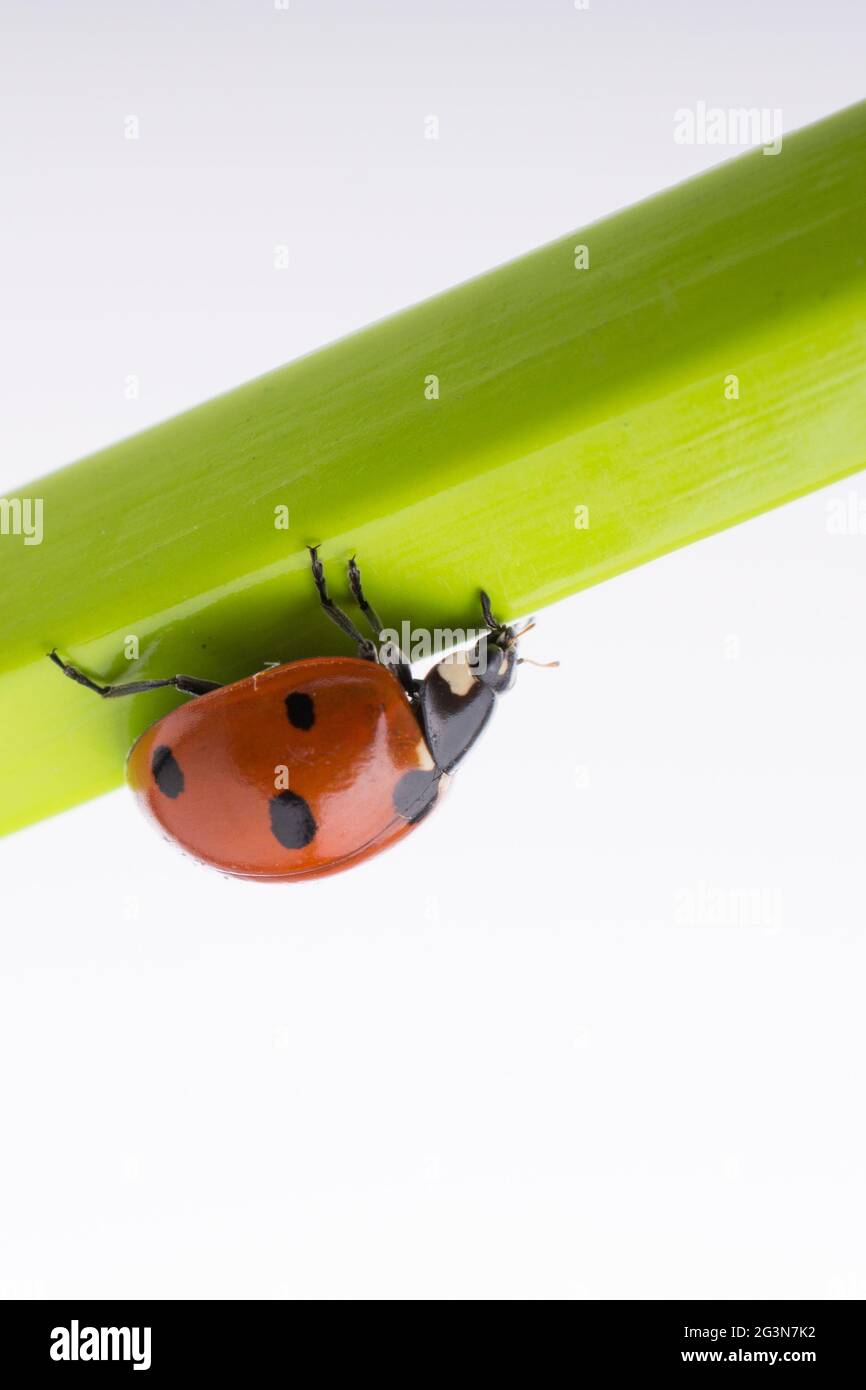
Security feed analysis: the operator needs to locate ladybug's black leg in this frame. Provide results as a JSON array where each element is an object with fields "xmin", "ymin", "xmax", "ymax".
[
  {"xmin": 346, "ymin": 555, "xmax": 385, "ymax": 637},
  {"xmin": 347, "ymin": 555, "xmax": 419, "ymax": 700},
  {"xmin": 480, "ymin": 590, "xmax": 500, "ymax": 631},
  {"xmin": 308, "ymin": 546, "xmax": 376, "ymax": 661},
  {"xmin": 48, "ymin": 651, "xmax": 222, "ymax": 699}
]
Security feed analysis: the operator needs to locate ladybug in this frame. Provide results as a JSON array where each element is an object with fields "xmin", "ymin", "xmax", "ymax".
[{"xmin": 49, "ymin": 549, "xmax": 538, "ymax": 881}]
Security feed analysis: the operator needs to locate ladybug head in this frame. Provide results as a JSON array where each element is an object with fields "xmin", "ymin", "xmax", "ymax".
[
  {"xmin": 418, "ymin": 594, "xmax": 557, "ymax": 775},
  {"xmin": 471, "ymin": 592, "xmax": 558, "ymax": 694},
  {"xmin": 470, "ymin": 592, "xmax": 520, "ymax": 693}
]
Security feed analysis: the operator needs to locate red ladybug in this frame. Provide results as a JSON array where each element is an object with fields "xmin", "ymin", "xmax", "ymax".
[{"xmin": 49, "ymin": 549, "xmax": 531, "ymax": 881}]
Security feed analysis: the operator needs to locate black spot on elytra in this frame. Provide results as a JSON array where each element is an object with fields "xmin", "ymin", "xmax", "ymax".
[
  {"xmin": 393, "ymin": 769, "xmax": 440, "ymax": 825},
  {"xmin": 269, "ymin": 790, "xmax": 317, "ymax": 849},
  {"xmin": 285, "ymin": 690, "xmax": 315, "ymax": 731},
  {"xmin": 152, "ymin": 745, "xmax": 184, "ymax": 799}
]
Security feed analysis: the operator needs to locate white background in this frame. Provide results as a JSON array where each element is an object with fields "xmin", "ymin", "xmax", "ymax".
[{"xmin": 1, "ymin": 1, "xmax": 865, "ymax": 1299}]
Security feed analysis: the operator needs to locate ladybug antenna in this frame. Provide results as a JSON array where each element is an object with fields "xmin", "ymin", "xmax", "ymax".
[
  {"xmin": 517, "ymin": 657, "xmax": 560, "ymax": 670},
  {"xmin": 480, "ymin": 592, "xmax": 536, "ymax": 649}
]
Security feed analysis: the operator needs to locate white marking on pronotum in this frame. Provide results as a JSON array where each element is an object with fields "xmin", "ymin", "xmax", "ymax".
[{"xmin": 437, "ymin": 653, "xmax": 475, "ymax": 697}]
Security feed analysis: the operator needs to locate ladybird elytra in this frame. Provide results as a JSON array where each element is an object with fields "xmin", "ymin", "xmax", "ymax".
[{"xmin": 49, "ymin": 550, "xmax": 527, "ymax": 881}]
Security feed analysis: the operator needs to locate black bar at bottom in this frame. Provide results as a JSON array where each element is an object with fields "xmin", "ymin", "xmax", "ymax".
[{"xmin": 0, "ymin": 1299, "xmax": 861, "ymax": 1376}]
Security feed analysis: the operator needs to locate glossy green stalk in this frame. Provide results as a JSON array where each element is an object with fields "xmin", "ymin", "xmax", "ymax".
[{"xmin": 2, "ymin": 101, "xmax": 866, "ymax": 836}]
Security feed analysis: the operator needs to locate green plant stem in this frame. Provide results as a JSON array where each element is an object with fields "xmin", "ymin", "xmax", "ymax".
[{"xmin": 2, "ymin": 101, "xmax": 866, "ymax": 836}]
